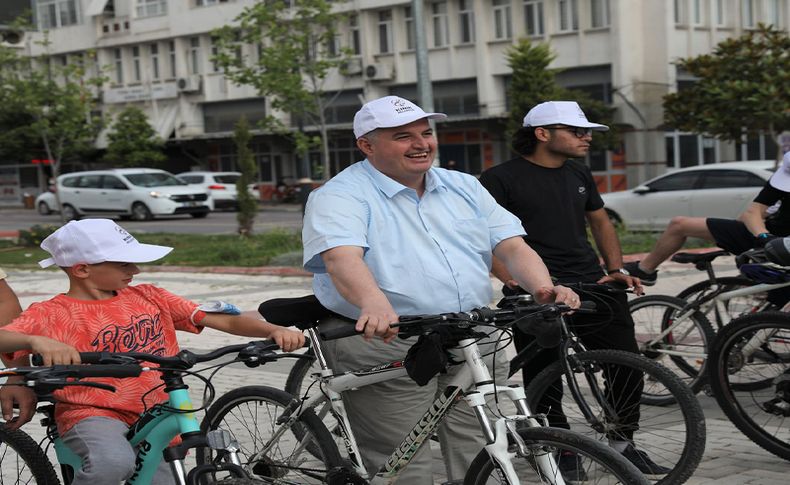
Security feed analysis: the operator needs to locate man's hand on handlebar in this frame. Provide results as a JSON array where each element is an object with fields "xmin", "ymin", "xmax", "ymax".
[
  {"xmin": 356, "ymin": 299, "xmax": 399, "ymax": 343},
  {"xmin": 534, "ymin": 285, "xmax": 581, "ymax": 309},
  {"xmin": 597, "ymin": 272, "xmax": 644, "ymax": 296}
]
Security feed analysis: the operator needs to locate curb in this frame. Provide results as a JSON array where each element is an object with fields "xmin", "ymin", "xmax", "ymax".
[{"xmin": 144, "ymin": 265, "xmax": 312, "ymax": 277}]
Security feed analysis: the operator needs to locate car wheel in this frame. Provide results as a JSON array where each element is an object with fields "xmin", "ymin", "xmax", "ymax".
[
  {"xmin": 190, "ymin": 211, "xmax": 209, "ymax": 219},
  {"xmin": 131, "ymin": 202, "xmax": 153, "ymax": 221},
  {"xmin": 37, "ymin": 201, "xmax": 51, "ymax": 215},
  {"xmin": 61, "ymin": 204, "xmax": 79, "ymax": 221}
]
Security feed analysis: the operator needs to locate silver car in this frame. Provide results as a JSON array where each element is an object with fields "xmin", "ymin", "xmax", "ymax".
[{"xmin": 602, "ymin": 161, "xmax": 775, "ymax": 230}]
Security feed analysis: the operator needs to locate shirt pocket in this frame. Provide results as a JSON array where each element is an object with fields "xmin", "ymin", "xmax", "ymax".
[{"xmin": 452, "ymin": 218, "xmax": 491, "ymax": 255}]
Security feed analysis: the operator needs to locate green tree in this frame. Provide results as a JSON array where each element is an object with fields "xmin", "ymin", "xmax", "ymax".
[
  {"xmin": 664, "ymin": 24, "xmax": 790, "ymax": 163},
  {"xmin": 212, "ymin": 0, "xmax": 351, "ymax": 180},
  {"xmin": 506, "ymin": 39, "xmax": 617, "ymax": 152},
  {"xmin": 234, "ymin": 116, "xmax": 258, "ymax": 237},
  {"xmin": 0, "ymin": 34, "xmax": 104, "ymax": 222},
  {"xmin": 104, "ymin": 106, "xmax": 167, "ymax": 167}
]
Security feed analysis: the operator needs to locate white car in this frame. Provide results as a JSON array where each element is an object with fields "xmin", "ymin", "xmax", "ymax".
[
  {"xmin": 56, "ymin": 168, "xmax": 214, "ymax": 221},
  {"xmin": 176, "ymin": 171, "xmax": 260, "ymax": 210},
  {"xmin": 602, "ymin": 161, "xmax": 775, "ymax": 230},
  {"xmin": 35, "ymin": 191, "xmax": 58, "ymax": 215}
]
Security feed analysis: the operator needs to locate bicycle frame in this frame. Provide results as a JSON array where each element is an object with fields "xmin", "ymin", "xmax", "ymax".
[{"xmin": 274, "ymin": 327, "xmax": 560, "ymax": 485}]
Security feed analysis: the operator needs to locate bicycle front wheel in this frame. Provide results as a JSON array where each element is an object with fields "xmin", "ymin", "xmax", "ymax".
[
  {"xmin": 0, "ymin": 424, "xmax": 60, "ymax": 484},
  {"xmin": 464, "ymin": 426, "xmax": 649, "ymax": 485},
  {"xmin": 525, "ymin": 350, "xmax": 705, "ymax": 485},
  {"xmin": 707, "ymin": 311, "xmax": 790, "ymax": 460},
  {"xmin": 628, "ymin": 295, "xmax": 714, "ymax": 396},
  {"xmin": 198, "ymin": 386, "xmax": 342, "ymax": 483}
]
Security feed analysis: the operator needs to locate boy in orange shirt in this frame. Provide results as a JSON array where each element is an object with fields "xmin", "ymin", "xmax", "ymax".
[{"xmin": 0, "ymin": 219, "xmax": 304, "ymax": 485}]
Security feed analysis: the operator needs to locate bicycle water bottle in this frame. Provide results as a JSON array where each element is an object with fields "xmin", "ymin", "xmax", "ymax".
[{"xmin": 197, "ymin": 301, "xmax": 242, "ymax": 315}]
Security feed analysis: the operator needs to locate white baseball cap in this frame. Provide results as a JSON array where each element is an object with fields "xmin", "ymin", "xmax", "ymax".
[
  {"xmin": 523, "ymin": 101, "xmax": 609, "ymax": 131},
  {"xmin": 769, "ymin": 151, "xmax": 790, "ymax": 192},
  {"xmin": 353, "ymin": 96, "xmax": 447, "ymax": 139},
  {"xmin": 39, "ymin": 219, "xmax": 173, "ymax": 268}
]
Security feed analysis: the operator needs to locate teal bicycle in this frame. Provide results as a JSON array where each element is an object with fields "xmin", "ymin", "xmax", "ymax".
[{"xmin": 0, "ymin": 341, "xmax": 310, "ymax": 485}]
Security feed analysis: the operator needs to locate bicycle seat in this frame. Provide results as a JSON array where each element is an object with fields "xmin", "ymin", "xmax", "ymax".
[
  {"xmin": 258, "ymin": 295, "xmax": 340, "ymax": 329},
  {"xmin": 671, "ymin": 250, "xmax": 729, "ymax": 265}
]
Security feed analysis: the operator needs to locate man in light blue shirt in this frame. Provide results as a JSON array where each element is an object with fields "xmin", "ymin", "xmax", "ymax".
[{"xmin": 302, "ymin": 96, "xmax": 578, "ymax": 484}]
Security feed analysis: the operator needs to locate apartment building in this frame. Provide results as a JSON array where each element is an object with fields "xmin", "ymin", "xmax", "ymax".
[{"xmin": 7, "ymin": 0, "xmax": 790, "ymax": 198}]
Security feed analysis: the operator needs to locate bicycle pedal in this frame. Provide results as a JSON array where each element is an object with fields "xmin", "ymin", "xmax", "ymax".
[{"xmin": 762, "ymin": 397, "xmax": 790, "ymax": 417}]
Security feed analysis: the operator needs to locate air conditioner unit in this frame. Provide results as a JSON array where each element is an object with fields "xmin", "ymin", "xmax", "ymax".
[
  {"xmin": 341, "ymin": 58, "xmax": 363, "ymax": 76},
  {"xmin": 365, "ymin": 62, "xmax": 395, "ymax": 81},
  {"xmin": 177, "ymin": 75, "xmax": 202, "ymax": 93}
]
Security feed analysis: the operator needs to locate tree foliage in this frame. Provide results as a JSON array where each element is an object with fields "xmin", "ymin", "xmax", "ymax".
[
  {"xmin": 212, "ymin": 0, "xmax": 351, "ymax": 180},
  {"xmin": 664, "ymin": 24, "xmax": 790, "ymax": 160},
  {"xmin": 234, "ymin": 116, "xmax": 258, "ymax": 237},
  {"xmin": 506, "ymin": 39, "xmax": 618, "ymax": 152},
  {"xmin": 104, "ymin": 106, "xmax": 167, "ymax": 167}
]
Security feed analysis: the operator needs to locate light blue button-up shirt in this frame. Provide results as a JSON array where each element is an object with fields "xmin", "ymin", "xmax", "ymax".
[{"xmin": 302, "ymin": 160, "xmax": 526, "ymax": 319}]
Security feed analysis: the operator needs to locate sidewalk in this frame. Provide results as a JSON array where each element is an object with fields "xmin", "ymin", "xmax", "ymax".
[{"xmin": 3, "ymin": 260, "xmax": 789, "ymax": 484}]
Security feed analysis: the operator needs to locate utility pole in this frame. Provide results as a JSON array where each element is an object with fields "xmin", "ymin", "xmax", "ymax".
[{"xmin": 411, "ymin": 0, "xmax": 440, "ymax": 165}]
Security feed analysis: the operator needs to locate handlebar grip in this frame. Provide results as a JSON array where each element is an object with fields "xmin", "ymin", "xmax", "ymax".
[
  {"xmin": 578, "ymin": 301, "xmax": 597, "ymax": 311},
  {"xmin": 31, "ymin": 352, "xmax": 112, "ymax": 366},
  {"xmin": 318, "ymin": 324, "xmax": 361, "ymax": 341},
  {"xmin": 69, "ymin": 365, "xmax": 143, "ymax": 379}
]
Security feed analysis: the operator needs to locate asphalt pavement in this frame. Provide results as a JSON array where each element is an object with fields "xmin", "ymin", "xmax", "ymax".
[{"xmin": 3, "ymin": 256, "xmax": 789, "ymax": 484}]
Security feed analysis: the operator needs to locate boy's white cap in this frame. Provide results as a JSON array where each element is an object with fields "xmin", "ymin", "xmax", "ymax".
[
  {"xmin": 353, "ymin": 96, "xmax": 446, "ymax": 138},
  {"xmin": 38, "ymin": 219, "xmax": 173, "ymax": 268},
  {"xmin": 769, "ymin": 152, "xmax": 790, "ymax": 192},
  {"xmin": 523, "ymin": 101, "xmax": 609, "ymax": 131}
]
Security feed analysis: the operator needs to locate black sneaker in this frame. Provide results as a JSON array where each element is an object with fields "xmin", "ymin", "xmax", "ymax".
[
  {"xmin": 623, "ymin": 261, "xmax": 658, "ymax": 286},
  {"xmin": 621, "ymin": 444, "xmax": 671, "ymax": 476},
  {"xmin": 558, "ymin": 451, "xmax": 588, "ymax": 482}
]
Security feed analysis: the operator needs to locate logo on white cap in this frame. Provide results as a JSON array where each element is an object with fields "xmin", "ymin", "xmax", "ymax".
[
  {"xmin": 522, "ymin": 101, "xmax": 609, "ymax": 132},
  {"xmin": 38, "ymin": 219, "xmax": 173, "ymax": 268},
  {"xmin": 353, "ymin": 96, "xmax": 447, "ymax": 139},
  {"xmin": 769, "ymin": 151, "xmax": 790, "ymax": 192}
]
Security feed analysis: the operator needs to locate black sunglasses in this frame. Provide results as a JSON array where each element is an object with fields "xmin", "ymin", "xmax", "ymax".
[{"xmin": 543, "ymin": 126, "xmax": 593, "ymax": 138}]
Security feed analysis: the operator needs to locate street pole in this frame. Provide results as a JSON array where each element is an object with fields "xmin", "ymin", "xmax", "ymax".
[{"xmin": 411, "ymin": 0, "xmax": 440, "ymax": 165}]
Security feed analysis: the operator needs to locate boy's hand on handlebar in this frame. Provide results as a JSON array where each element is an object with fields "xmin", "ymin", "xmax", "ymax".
[
  {"xmin": 270, "ymin": 328, "xmax": 305, "ymax": 352},
  {"xmin": 28, "ymin": 336, "xmax": 81, "ymax": 366},
  {"xmin": 597, "ymin": 272, "xmax": 644, "ymax": 296},
  {"xmin": 534, "ymin": 285, "xmax": 581, "ymax": 309},
  {"xmin": 356, "ymin": 301, "xmax": 399, "ymax": 343}
]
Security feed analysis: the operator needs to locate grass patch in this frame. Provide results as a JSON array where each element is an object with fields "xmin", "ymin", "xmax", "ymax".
[
  {"xmin": 612, "ymin": 226, "xmax": 714, "ymax": 255},
  {"xmin": 0, "ymin": 230, "xmax": 303, "ymax": 268}
]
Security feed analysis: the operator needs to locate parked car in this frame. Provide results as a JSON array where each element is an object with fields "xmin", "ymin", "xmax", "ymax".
[
  {"xmin": 55, "ymin": 168, "xmax": 213, "ymax": 221},
  {"xmin": 176, "ymin": 171, "xmax": 259, "ymax": 210},
  {"xmin": 35, "ymin": 190, "xmax": 58, "ymax": 215},
  {"xmin": 602, "ymin": 161, "xmax": 775, "ymax": 230}
]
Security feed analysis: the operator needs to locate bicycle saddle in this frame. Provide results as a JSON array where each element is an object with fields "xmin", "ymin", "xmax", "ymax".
[{"xmin": 671, "ymin": 250, "xmax": 729, "ymax": 265}]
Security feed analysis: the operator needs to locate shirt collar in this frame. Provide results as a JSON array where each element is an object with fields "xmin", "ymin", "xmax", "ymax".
[{"xmin": 362, "ymin": 160, "xmax": 447, "ymax": 198}]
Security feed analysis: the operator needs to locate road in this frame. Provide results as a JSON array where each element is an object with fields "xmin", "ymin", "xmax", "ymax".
[{"xmin": 0, "ymin": 205, "xmax": 305, "ymax": 235}]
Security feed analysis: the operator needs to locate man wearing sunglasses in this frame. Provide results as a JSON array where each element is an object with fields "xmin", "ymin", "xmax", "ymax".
[{"xmin": 479, "ymin": 101, "xmax": 670, "ymax": 479}]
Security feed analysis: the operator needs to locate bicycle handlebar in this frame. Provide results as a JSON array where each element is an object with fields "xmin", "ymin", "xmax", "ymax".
[{"xmin": 318, "ymin": 301, "xmax": 595, "ymax": 342}]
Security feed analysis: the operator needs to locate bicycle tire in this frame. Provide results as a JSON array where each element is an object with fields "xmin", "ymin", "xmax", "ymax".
[
  {"xmin": 464, "ymin": 426, "xmax": 649, "ymax": 485},
  {"xmin": 525, "ymin": 349, "xmax": 705, "ymax": 485},
  {"xmin": 197, "ymin": 386, "xmax": 343, "ymax": 483},
  {"xmin": 675, "ymin": 276, "xmax": 769, "ymax": 328},
  {"xmin": 628, "ymin": 295, "xmax": 715, "ymax": 395},
  {"xmin": 284, "ymin": 346, "xmax": 316, "ymax": 398},
  {"xmin": 0, "ymin": 424, "xmax": 61, "ymax": 484},
  {"xmin": 707, "ymin": 311, "xmax": 790, "ymax": 460}
]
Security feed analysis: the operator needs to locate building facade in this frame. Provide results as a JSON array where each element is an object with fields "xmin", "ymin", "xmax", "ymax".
[{"xmin": 6, "ymin": 0, "xmax": 790, "ymax": 199}]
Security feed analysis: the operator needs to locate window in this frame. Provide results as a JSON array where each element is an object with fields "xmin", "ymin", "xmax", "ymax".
[
  {"xmin": 674, "ymin": 0, "xmax": 687, "ymax": 24},
  {"xmin": 37, "ymin": 0, "xmax": 80, "ymax": 29},
  {"xmin": 102, "ymin": 176, "xmax": 129, "ymax": 190},
  {"xmin": 590, "ymin": 0, "xmax": 609, "ymax": 28},
  {"xmin": 558, "ymin": 0, "xmax": 579, "ymax": 32},
  {"xmin": 741, "ymin": 0, "xmax": 755, "ymax": 28},
  {"xmin": 196, "ymin": 0, "xmax": 230, "ymax": 5},
  {"xmin": 378, "ymin": 10, "xmax": 393, "ymax": 54},
  {"xmin": 492, "ymin": 0, "xmax": 512, "ymax": 40},
  {"xmin": 524, "ymin": 0, "xmax": 544, "ymax": 36},
  {"xmin": 404, "ymin": 7, "xmax": 415, "ymax": 50},
  {"xmin": 458, "ymin": 0, "xmax": 475, "ymax": 43},
  {"xmin": 431, "ymin": 1, "xmax": 450, "ymax": 47},
  {"xmin": 132, "ymin": 46, "xmax": 141, "ymax": 82},
  {"xmin": 178, "ymin": 175, "xmax": 204, "ymax": 183},
  {"xmin": 169, "ymin": 40, "xmax": 177, "ymax": 78},
  {"xmin": 648, "ymin": 172, "xmax": 702, "ymax": 192},
  {"xmin": 77, "ymin": 175, "xmax": 102, "ymax": 189},
  {"xmin": 150, "ymin": 44, "xmax": 160, "ymax": 80},
  {"xmin": 699, "ymin": 170, "xmax": 766, "ymax": 189},
  {"xmin": 189, "ymin": 37, "xmax": 201, "ymax": 74},
  {"xmin": 692, "ymin": 0, "xmax": 704, "ymax": 25},
  {"xmin": 210, "ymin": 37, "xmax": 220, "ymax": 72},
  {"xmin": 715, "ymin": 0, "xmax": 726, "ymax": 25},
  {"xmin": 113, "ymin": 48, "xmax": 124, "ymax": 84},
  {"xmin": 349, "ymin": 15, "xmax": 361, "ymax": 55},
  {"xmin": 136, "ymin": 0, "xmax": 167, "ymax": 18},
  {"xmin": 766, "ymin": 0, "xmax": 782, "ymax": 27}
]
